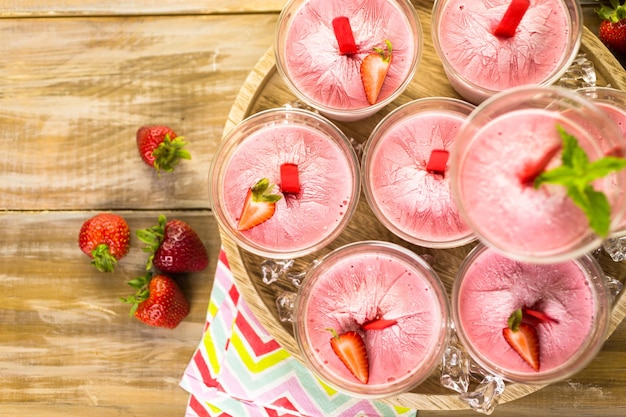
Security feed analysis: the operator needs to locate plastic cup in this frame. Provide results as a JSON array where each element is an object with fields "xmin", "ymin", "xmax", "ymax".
[
  {"xmin": 361, "ymin": 97, "xmax": 476, "ymax": 248},
  {"xmin": 576, "ymin": 86, "xmax": 626, "ymax": 237},
  {"xmin": 209, "ymin": 107, "xmax": 360, "ymax": 259},
  {"xmin": 275, "ymin": 0, "xmax": 422, "ymax": 121},
  {"xmin": 293, "ymin": 241, "xmax": 450, "ymax": 398},
  {"xmin": 431, "ymin": 0, "xmax": 583, "ymax": 104},
  {"xmin": 449, "ymin": 85, "xmax": 626, "ymax": 263},
  {"xmin": 452, "ymin": 243, "xmax": 610, "ymax": 385}
]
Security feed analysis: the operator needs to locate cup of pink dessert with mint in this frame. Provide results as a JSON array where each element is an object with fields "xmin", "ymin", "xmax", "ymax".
[
  {"xmin": 274, "ymin": 0, "xmax": 422, "ymax": 121},
  {"xmin": 431, "ymin": 0, "xmax": 583, "ymax": 104},
  {"xmin": 576, "ymin": 86, "xmax": 626, "ymax": 237},
  {"xmin": 362, "ymin": 97, "xmax": 476, "ymax": 248},
  {"xmin": 293, "ymin": 241, "xmax": 450, "ymax": 398},
  {"xmin": 452, "ymin": 244, "xmax": 611, "ymax": 384},
  {"xmin": 209, "ymin": 107, "xmax": 360, "ymax": 259},
  {"xmin": 449, "ymin": 86, "xmax": 626, "ymax": 263}
]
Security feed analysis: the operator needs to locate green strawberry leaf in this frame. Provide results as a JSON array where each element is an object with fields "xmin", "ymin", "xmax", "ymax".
[{"xmin": 534, "ymin": 124, "xmax": 626, "ymax": 238}]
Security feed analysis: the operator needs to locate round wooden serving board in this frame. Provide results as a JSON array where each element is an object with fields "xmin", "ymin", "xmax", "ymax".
[{"xmin": 218, "ymin": 5, "xmax": 626, "ymax": 410}]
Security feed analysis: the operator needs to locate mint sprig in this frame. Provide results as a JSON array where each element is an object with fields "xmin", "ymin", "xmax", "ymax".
[{"xmin": 534, "ymin": 125, "xmax": 626, "ymax": 238}]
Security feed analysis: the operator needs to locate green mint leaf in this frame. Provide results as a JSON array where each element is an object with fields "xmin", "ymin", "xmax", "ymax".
[
  {"xmin": 567, "ymin": 185, "xmax": 611, "ymax": 238},
  {"xmin": 534, "ymin": 124, "xmax": 626, "ymax": 238},
  {"xmin": 557, "ymin": 125, "xmax": 588, "ymax": 169},
  {"xmin": 584, "ymin": 157, "xmax": 626, "ymax": 183},
  {"xmin": 534, "ymin": 165, "xmax": 577, "ymax": 188}
]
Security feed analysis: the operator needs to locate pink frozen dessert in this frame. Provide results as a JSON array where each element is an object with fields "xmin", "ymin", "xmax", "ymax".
[
  {"xmin": 577, "ymin": 87, "xmax": 626, "ymax": 235},
  {"xmin": 275, "ymin": 0, "xmax": 421, "ymax": 121},
  {"xmin": 209, "ymin": 108, "xmax": 360, "ymax": 259},
  {"xmin": 363, "ymin": 98, "xmax": 475, "ymax": 248},
  {"xmin": 453, "ymin": 244, "xmax": 610, "ymax": 384},
  {"xmin": 294, "ymin": 241, "xmax": 449, "ymax": 398},
  {"xmin": 432, "ymin": 0, "xmax": 582, "ymax": 104},
  {"xmin": 451, "ymin": 87, "xmax": 626, "ymax": 263}
]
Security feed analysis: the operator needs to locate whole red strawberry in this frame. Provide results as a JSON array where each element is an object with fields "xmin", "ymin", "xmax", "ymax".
[
  {"xmin": 137, "ymin": 215, "xmax": 209, "ymax": 273},
  {"xmin": 136, "ymin": 125, "xmax": 191, "ymax": 173},
  {"xmin": 78, "ymin": 213, "xmax": 130, "ymax": 272},
  {"xmin": 597, "ymin": 0, "xmax": 626, "ymax": 56},
  {"xmin": 122, "ymin": 272, "xmax": 189, "ymax": 328}
]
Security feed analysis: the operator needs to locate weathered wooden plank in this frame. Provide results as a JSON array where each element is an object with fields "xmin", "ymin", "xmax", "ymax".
[
  {"xmin": 0, "ymin": 0, "xmax": 286, "ymax": 17},
  {"xmin": 0, "ymin": 14, "xmax": 277, "ymax": 211},
  {"xmin": 0, "ymin": 210, "xmax": 220, "ymax": 416}
]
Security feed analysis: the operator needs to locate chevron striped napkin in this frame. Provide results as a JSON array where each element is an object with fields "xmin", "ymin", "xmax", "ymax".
[{"xmin": 179, "ymin": 247, "xmax": 418, "ymax": 417}]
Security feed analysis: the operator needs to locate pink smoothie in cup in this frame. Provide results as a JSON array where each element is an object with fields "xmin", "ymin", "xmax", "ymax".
[
  {"xmin": 294, "ymin": 241, "xmax": 449, "ymax": 398},
  {"xmin": 209, "ymin": 108, "xmax": 360, "ymax": 259},
  {"xmin": 577, "ymin": 87, "xmax": 626, "ymax": 236},
  {"xmin": 275, "ymin": 0, "xmax": 422, "ymax": 121},
  {"xmin": 450, "ymin": 86, "xmax": 626, "ymax": 263},
  {"xmin": 362, "ymin": 97, "xmax": 475, "ymax": 248},
  {"xmin": 452, "ymin": 244, "xmax": 610, "ymax": 384},
  {"xmin": 431, "ymin": 0, "xmax": 582, "ymax": 104}
]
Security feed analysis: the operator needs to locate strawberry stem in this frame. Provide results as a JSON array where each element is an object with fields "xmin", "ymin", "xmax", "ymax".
[
  {"xmin": 332, "ymin": 16, "xmax": 358, "ymax": 55},
  {"xmin": 120, "ymin": 271, "xmax": 153, "ymax": 316},
  {"xmin": 91, "ymin": 243, "xmax": 118, "ymax": 273},
  {"xmin": 426, "ymin": 149, "xmax": 449, "ymax": 177},
  {"xmin": 493, "ymin": 0, "xmax": 530, "ymax": 38},
  {"xmin": 136, "ymin": 215, "xmax": 168, "ymax": 271}
]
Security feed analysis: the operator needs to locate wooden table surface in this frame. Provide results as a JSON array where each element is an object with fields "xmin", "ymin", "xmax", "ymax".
[{"xmin": 1, "ymin": 1, "xmax": 624, "ymax": 416}]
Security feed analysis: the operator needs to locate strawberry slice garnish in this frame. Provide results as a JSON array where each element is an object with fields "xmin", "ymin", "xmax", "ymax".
[
  {"xmin": 327, "ymin": 328, "xmax": 369, "ymax": 384},
  {"xmin": 493, "ymin": 0, "xmax": 531, "ymax": 38},
  {"xmin": 517, "ymin": 143, "xmax": 562, "ymax": 186},
  {"xmin": 426, "ymin": 149, "xmax": 449, "ymax": 177},
  {"xmin": 503, "ymin": 308, "xmax": 540, "ymax": 371},
  {"xmin": 360, "ymin": 40, "xmax": 393, "ymax": 105},
  {"xmin": 362, "ymin": 317, "xmax": 397, "ymax": 331},
  {"xmin": 332, "ymin": 16, "xmax": 358, "ymax": 55},
  {"xmin": 237, "ymin": 178, "xmax": 282, "ymax": 231},
  {"xmin": 280, "ymin": 163, "xmax": 300, "ymax": 194}
]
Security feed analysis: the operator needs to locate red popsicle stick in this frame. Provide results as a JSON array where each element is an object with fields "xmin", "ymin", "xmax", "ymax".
[
  {"xmin": 426, "ymin": 149, "xmax": 449, "ymax": 176},
  {"xmin": 522, "ymin": 307, "xmax": 559, "ymax": 324},
  {"xmin": 280, "ymin": 163, "xmax": 300, "ymax": 194},
  {"xmin": 517, "ymin": 143, "xmax": 561, "ymax": 186},
  {"xmin": 493, "ymin": 0, "xmax": 531, "ymax": 38},
  {"xmin": 332, "ymin": 16, "xmax": 358, "ymax": 55},
  {"xmin": 362, "ymin": 318, "xmax": 397, "ymax": 330}
]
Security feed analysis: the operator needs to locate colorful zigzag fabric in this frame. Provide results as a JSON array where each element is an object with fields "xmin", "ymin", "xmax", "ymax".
[{"xmin": 180, "ymin": 248, "xmax": 418, "ymax": 417}]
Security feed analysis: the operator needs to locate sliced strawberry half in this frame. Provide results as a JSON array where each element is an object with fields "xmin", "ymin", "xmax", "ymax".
[
  {"xmin": 518, "ymin": 143, "xmax": 562, "ymax": 186},
  {"xmin": 237, "ymin": 178, "xmax": 282, "ymax": 231},
  {"xmin": 503, "ymin": 308, "xmax": 540, "ymax": 371},
  {"xmin": 360, "ymin": 40, "xmax": 393, "ymax": 105},
  {"xmin": 362, "ymin": 317, "xmax": 397, "ymax": 331},
  {"xmin": 327, "ymin": 328, "xmax": 369, "ymax": 384},
  {"xmin": 280, "ymin": 163, "xmax": 300, "ymax": 194}
]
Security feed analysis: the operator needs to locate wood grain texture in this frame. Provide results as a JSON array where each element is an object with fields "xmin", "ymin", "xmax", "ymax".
[
  {"xmin": 0, "ymin": 0, "xmax": 287, "ymax": 17},
  {"xmin": 0, "ymin": 14, "xmax": 277, "ymax": 211},
  {"xmin": 2, "ymin": 0, "xmax": 626, "ymax": 416},
  {"xmin": 221, "ymin": 2, "xmax": 626, "ymax": 414},
  {"xmin": 0, "ymin": 210, "xmax": 221, "ymax": 416}
]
